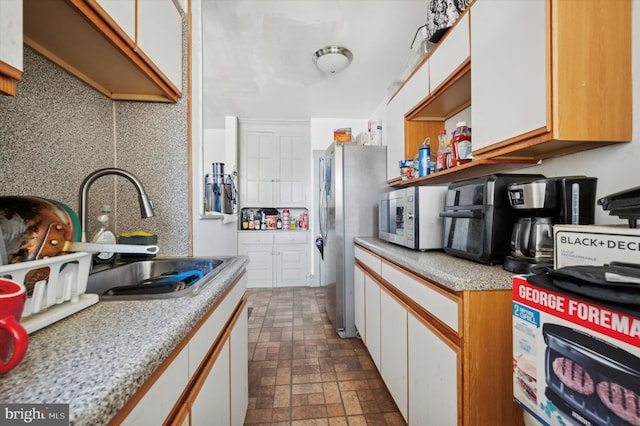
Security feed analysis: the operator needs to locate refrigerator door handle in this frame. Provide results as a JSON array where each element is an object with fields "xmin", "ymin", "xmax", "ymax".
[{"xmin": 319, "ymin": 184, "xmax": 327, "ymax": 241}]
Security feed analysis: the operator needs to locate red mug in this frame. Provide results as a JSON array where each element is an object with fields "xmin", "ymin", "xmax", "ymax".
[{"xmin": 0, "ymin": 278, "xmax": 28, "ymax": 373}]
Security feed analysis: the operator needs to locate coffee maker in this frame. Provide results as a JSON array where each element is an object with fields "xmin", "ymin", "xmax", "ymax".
[{"xmin": 503, "ymin": 176, "xmax": 597, "ymax": 273}]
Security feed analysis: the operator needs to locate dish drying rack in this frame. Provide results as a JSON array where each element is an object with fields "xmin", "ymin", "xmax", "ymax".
[{"xmin": 0, "ymin": 252, "xmax": 98, "ymax": 333}]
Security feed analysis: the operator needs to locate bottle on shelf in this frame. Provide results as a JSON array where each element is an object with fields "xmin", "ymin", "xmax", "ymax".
[
  {"xmin": 91, "ymin": 204, "xmax": 117, "ymax": 264},
  {"xmin": 277, "ymin": 212, "xmax": 283, "ymax": 229},
  {"xmin": 418, "ymin": 137, "xmax": 431, "ymax": 177},
  {"xmin": 451, "ymin": 121, "xmax": 472, "ymax": 167},
  {"xmin": 248, "ymin": 209, "xmax": 255, "ymax": 230},
  {"xmin": 436, "ymin": 129, "xmax": 447, "ymax": 172},
  {"xmin": 254, "ymin": 209, "xmax": 261, "ymax": 230}
]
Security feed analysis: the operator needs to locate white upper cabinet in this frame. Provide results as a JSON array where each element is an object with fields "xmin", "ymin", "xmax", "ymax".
[
  {"xmin": 0, "ymin": 0, "xmax": 22, "ymax": 71},
  {"xmin": 470, "ymin": 0, "xmax": 631, "ymax": 159},
  {"xmin": 402, "ymin": 60, "xmax": 429, "ymax": 113},
  {"xmin": 0, "ymin": 0, "xmax": 23, "ymax": 95},
  {"xmin": 385, "ymin": 93, "xmax": 405, "ymax": 181},
  {"xmin": 94, "ymin": 0, "xmax": 136, "ymax": 45},
  {"xmin": 429, "ymin": 12, "xmax": 469, "ymax": 93},
  {"xmin": 138, "ymin": 0, "xmax": 183, "ymax": 92},
  {"xmin": 470, "ymin": 0, "xmax": 546, "ymax": 153},
  {"xmin": 240, "ymin": 122, "xmax": 310, "ymax": 208}
]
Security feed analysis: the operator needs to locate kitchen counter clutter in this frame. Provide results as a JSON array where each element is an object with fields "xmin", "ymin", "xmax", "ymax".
[
  {"xmin": 355, "ymin": 236, "xmax": 515, "ymax": 291},
  {"xmin": 0, "ymin": 255, "xmax": 249, "ymax": 426}
]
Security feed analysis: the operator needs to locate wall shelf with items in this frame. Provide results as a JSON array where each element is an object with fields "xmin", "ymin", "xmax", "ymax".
[{"xmin": 388, "ymin": 158, "xmax": 540, "ymax": 187}]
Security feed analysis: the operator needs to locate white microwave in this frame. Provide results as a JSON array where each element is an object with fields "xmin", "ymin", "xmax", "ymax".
[{"xmin": 379, "ymin": 186, "xmax": 447, "ymax": 251}]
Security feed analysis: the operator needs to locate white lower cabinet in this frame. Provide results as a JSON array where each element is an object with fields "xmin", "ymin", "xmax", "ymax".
[
  {"xmin": 355, "ymin": 243, "xmax": 523, "ymax": 425},
  {"xmin": 353, "ymin": 264, "xmax": 365, "ymax": 339},
  {"xmin": 238, "ymin": 232, "xmax": 308, "ymax": 288},
  {"xmin": 121, "ymin": 346, "xmax": 190, "ymax": 426},
  {"xmin": 364, "ymin": 275, "xmax": 381, "ymax": 370},
  {"xmin": 407, "ymin": 312, "xmax": 458, "ymax": 425},
  {"xmin": 230, "ymin": 304, "xmax": 249, "ymax": 426},
  {"xmin": 117, "ymin": 274, "xmax": 248, "ymax": 425},
  {"xmin": 380, "ymin": 288, "xmax": 408, "ymax": 420},
  {"xmin": 191, "ymin": 340, "xmax": 231, "ymax": 425}
]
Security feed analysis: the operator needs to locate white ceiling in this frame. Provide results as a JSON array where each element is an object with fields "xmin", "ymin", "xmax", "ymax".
[{"xmin": 201, "ymin": 0, "xmax": 429, "ymax": 129}]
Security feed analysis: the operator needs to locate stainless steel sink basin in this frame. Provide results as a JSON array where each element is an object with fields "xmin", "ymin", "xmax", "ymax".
[{"xmin": 86, "ymin": 257, "xmax": 230, "ymax": 300}]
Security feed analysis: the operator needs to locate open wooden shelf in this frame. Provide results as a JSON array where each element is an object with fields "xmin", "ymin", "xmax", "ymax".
[
  {"xmin": 407, "ymin": 61, "xmax": 471, "ymax": 122},
  {"xmin": 388, "ymin": 158, "xmax": 541, "ymax": 187}
]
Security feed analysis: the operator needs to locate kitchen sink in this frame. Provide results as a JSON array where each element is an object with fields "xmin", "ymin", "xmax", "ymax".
[{"xmin": 86, "ymin": 257, "xmax": 231, "ymax": 300}]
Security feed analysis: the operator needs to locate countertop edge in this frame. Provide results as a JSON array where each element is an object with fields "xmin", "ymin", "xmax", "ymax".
[{"xmin": 354, "ymin": 237, "xmax": 517, "ymax": 291}]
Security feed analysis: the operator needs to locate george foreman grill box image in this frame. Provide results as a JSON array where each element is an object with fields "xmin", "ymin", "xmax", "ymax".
[{"xmin": 512, "ymin": 275, "xmax": 640, "ymax": 426}]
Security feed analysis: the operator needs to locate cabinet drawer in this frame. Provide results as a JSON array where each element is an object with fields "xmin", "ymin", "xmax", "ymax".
[
  {"xmin": 381, "ymin": 261, "xmax": 459, "ymax": 333},
  {"xmin": 429, "ymin": 12, "xmax": 469, "ymax": 92},
  {"xmin": 238, "ymin": 232, "xmax": 274, "ymax": 245},
  {"xmin": 355, "ymin": 246, "xmax": 382, "ymax": 275},
  {"xmin": 274, "ymin": 232, "xmax": 307, "ymax": 245}
]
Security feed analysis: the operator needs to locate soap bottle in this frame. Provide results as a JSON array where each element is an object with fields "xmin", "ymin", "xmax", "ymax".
[{"xmin": 92, "ymin": 204, "xmax": 117, "ymax": 264}]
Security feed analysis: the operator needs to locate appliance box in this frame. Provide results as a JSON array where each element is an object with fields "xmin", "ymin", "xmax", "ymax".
[
  {"xmin": 554, "ymin": 224, "xmax": 640, "ymax": 268},
  {"xmin": 512, "ymin": 276, "xmax": 640, "ymax": 426}
]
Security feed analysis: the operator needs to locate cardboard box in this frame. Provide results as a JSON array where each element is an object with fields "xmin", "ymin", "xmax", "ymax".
[
  {"xmin": 554, "ymin": 224, "xmax": 640, "ymax": 268},
  {"xmin": 333, "ymin": 128, "xmax": 352, "ymax": 143},
  {"xmin": 512, "ymin": 276, "xmax": 640, "ymax": 426}
]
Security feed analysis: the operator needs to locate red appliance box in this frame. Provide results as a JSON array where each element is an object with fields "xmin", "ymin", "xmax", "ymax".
[{"xmin": 512, "ymin": 276, "xmax": 640, "ymax": 426}]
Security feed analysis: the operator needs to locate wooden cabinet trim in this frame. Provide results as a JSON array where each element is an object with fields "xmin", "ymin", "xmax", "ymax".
[
  {"xmin": 0, "ymin": 61, "xmax": 22, "ymax": 81},
  {"xmin": 0, "ymin": 61, "xmax": 22, "ymax": 96},
  {"xmin": 461, "ymin": 289, "xmax": 522, "ymax": 425},
  {"xmin": 107, "ymin": 271, "xmax": 246, "ymax": 425}
]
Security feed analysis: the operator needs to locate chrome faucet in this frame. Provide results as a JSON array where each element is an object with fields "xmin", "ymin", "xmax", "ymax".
[{"xmin": 79, "ymin": 168, "xmax": 155, "ymax": 242}]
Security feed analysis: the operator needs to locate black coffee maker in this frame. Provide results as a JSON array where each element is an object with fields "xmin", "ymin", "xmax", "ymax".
[{"xmin": 503, "ymin": 176, "xmax": 598, "ymax": 273}]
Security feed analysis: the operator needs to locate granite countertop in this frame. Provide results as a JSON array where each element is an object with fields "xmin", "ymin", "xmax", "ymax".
[
  {"xmin": 355, "ymin": 237, "xmax": 518, "ymax": 291},
  {"xmin": 0, "ymin": 255, "xmax": 249, "ymax": 426}
]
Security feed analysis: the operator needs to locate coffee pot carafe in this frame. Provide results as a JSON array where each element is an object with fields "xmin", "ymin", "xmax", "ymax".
[{"xmin": 503, "ymin": 176, "xmax": 597, "ymax": 273}]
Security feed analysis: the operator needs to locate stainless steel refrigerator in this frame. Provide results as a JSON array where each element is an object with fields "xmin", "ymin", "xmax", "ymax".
[{"xmin": 319, "ymin": 143, "xmax": 387, "ymax": 338}]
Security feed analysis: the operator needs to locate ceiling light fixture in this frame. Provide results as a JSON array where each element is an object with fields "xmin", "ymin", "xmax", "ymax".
[{"xmin": 313, "ymin": 46, "xmax": 353, "ymax": 74}]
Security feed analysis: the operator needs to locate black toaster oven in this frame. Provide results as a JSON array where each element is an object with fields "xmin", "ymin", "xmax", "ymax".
[{"xmin": 440, "ymin": 174, "xmax": 545, "ymax": 265}]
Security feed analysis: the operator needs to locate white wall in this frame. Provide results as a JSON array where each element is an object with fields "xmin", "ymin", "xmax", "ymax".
[{"xmin": 191, "ymin": 0, "xmax": 237, "ymax": 257}]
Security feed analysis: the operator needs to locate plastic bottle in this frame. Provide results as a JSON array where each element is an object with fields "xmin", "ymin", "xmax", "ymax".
[
  {"xmin": 436, "ymin": 129, "xmax": 447, "ymax": 172},
  {"xmin": 451, "ymin": 121, "xmax": 472, "ymax": 167},
  {"xmin": 91, "ymin": 204, "xmax": 117, "ymax": 264},
  {"xmin": 418, "ymin": 137, "xmax": 431, "ymax": 177}
]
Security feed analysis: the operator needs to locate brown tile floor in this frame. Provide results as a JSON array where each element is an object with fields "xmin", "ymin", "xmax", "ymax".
[{"xmin": 244, "ymin": 287, "xmax": 406, "ymax": 426}]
